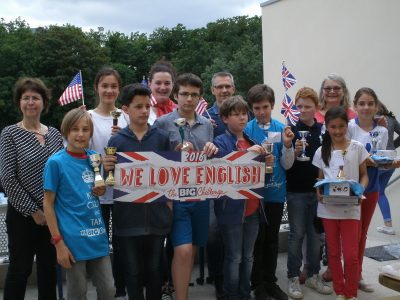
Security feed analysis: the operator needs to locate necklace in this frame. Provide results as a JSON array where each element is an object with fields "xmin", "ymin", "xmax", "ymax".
[{"xmin": 20, "ymin": 121, "xmax": 46, "ymax": 136}]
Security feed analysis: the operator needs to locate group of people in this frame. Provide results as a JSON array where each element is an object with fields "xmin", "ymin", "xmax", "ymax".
[{"xmin": 0, "ymin": 61, "xmax": 399, "ymax": 300}]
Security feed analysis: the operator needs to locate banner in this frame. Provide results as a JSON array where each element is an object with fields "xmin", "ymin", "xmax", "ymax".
[{"xmin": 114, "ymin": 151, "xmax": 265, "ymax": 203}]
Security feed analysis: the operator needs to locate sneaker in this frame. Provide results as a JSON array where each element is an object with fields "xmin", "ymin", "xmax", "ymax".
[
  {"xmin": 336, "ymin": 296, "xmax": 346, "ymax": 300},
  {"xmin": 287, "ymin": 277, "xmax": 303, "ymax": 299},
  {"xmin": 377, "ymin": 225, "xmax": 395, "ymax": 235},
  {"xmin": 358, "ymin": 279, "xmax": 374, "ymax": 292},
  {"xmin": 322, "ymin": 268, "xmax": 332, "ymax": 282},
  {"xmin": 265, "ymin": 282, "xmax": 288, "ymax": 300},
  {"xmin": 305, "ymin": 274, "xmax": 333, "ymax": 295}
]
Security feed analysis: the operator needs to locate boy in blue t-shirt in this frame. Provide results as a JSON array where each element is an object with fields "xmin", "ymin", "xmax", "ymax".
[
  {"xmin": 244, "ymin": 84, "xmax": 295, "ymax": 300},
  {"xmin": 43, "ymin": 108, "xmax": 114, "ymax": 299}
]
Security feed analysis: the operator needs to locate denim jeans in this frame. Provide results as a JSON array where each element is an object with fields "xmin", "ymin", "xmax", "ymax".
[
  {"xmin": 286, "ymin": 192, "xmax": 321, "ymax": 278},
  {"xmin": 220, "ymin": 212, "xmax": 259, "ymax": 300},
  {"xmin": 378, "ymin": 168, "xmax": 395, "ymax": 221},
  {"xmin": 119, "ymin": 235, "xmax": 164, "ymax": 300},
  {"xmin": 4, "ymin": 204, "xmax": 57, "ymax": 300}
]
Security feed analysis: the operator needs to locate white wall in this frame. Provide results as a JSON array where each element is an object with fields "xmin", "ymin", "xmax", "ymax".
[{"xmin": 261, "ymin": 0, "xmax": 400, "ymax": 122}]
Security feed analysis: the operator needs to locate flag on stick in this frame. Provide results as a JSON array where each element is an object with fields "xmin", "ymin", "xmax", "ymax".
[
  {"xmin": 282, "ymin": 63, "xmax": 297, "ymax": 90},
  {"xmin": 281, "ymin": 93, "xmax": 300, "ymax": 126},
  {"xmin": 150, "ymin": 94, "xmax": 158, "ymax": 107},
  {"xmin": 58, "ymin": 71, "xmax": 84, "ymax": 106},
  {"xmin": 195, "ymin": 98, "xmax": 208, "ymax": 115}
]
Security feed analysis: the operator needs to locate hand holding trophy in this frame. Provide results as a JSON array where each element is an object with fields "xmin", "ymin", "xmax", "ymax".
[
  {"xmin": 174, "ymin": 118, "xmax": 191, "ymax": 151},
  {"xmin": 297, "ymin": 131, "xmax": 310, "ymax": 161},
  {"xmin": 110, "ymin": 109, "xmax": 122, "ymax": 126},
  {"xmin": 262, "ymin": 139, "xmax": 274, "ymax": 174},
  {"xmin": 104, "ymin": 147, "xmax": 117, "ymax": 185},
  {"xmin": 89, "ymin": 154, "xmax": 106, "ymax": 187}
]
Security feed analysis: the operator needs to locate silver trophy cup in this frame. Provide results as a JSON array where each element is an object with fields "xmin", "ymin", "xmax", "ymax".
[
  {"xmin": 297, "ymin": 131, "xmax": 310, "ymax": 161},
  {"xmin": 262, "ymin": 140, "xmax": 274, "ymax": 174}
]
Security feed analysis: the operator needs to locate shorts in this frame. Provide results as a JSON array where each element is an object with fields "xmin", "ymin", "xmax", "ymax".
[{"xmin": 170, "ymin": 200, "xmax": 209, "ymax": 247}]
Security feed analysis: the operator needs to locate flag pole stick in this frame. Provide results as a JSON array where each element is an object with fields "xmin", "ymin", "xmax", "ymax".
[
  {"xmin": 79, "ymin": 70, "xmax": 85, "ymax": 106},
  {"xmin": 205, "ymin": 109, "xmax": 212, "ymax": 119}
]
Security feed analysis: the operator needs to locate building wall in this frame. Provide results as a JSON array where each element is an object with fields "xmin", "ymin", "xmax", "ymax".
[{"xmin": 261, "ymin": 0, "xmax": 400, "ymax": 122}]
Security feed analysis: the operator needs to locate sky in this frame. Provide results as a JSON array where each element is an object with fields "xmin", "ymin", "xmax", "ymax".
[{"xmin": 1, "ymin": 0, "xmax": 262, "ymax": 35}]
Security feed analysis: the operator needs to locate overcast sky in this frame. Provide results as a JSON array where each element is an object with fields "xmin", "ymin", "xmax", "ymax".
[{"xmin": 1, "ymin": 0, "xmax": 262, "ymax": 34}]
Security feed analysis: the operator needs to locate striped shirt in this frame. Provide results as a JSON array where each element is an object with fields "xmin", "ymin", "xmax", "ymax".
[{"xmin": 0, "ymin": 124, "xmax": 64, "ymax": 216}]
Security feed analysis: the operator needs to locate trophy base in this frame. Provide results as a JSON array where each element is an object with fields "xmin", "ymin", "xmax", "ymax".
[
  {"xmin": 181, "ymin": 141, "xmax": 191, "ymax": 151},
  {"xmin": 105, "ymin": 179, "xmax": 115, "ymax": 186},
  {"xmin": 297, "ymin": 156, "xmax": 310, "ymax": 161},
  {"xmin": 265, "ymin": 167, "xmax": 273, "ymax": 174},
  {"xmin": 94, "ymin": 180, "xmax": 106, "ymax": 187}
]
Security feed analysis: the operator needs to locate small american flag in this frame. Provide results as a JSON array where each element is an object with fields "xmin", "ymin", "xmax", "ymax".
[
  {"xmin": 58, "ymin": 72, "xmax": 83, "ymax": 106},
  {"xmin": 282, "ymin": 64, "xmax": 297, "ymax": 90},
  {"xmin": 150, "ymin": 94, "xmax": 158, "ymax": 107},
  {"xmin": 281, "ymin": 93, "xmax": 300, "ymax": 126},
  {"xmin": 195, "ymin": 98, "xmax": 208, "ymax": 115}
]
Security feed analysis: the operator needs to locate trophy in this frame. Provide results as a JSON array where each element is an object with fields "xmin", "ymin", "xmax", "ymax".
[
  {"xmin": 262, "ymin": 139, "xmax": 274, "ymax": 174},
  {"xmin": 174, "ymin": 118, "xmax": 191, "ymax": 151},
  {"xmin": 369, "ymin": 131, "xmax": 379, "ymax": 154},
  {"xmin": 110, "ymin": 110, "xmax": 122, "ymax": 126},
  {"xmin": 336, "ymin": 150, "xmax": 347, "ymax": 180},
  {"xmin": 297, "ymin": 131, "xmax": 310, "ymax": 161},
  {"xmin": 89, "ymin": 154, "xmax": 105, "ymax": 187},
  {"xmin": 104, "ymin": 147, "xmax": 117, "ymax": 186}
]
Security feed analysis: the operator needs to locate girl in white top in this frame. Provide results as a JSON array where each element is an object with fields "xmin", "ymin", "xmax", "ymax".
[
  {"xmin": 312, "ymin": 107, "xmax": 369, "ymax": 300},
  {"xmin": 347, "ymin": 87, "xmax": 393, "ymax": 293},
  {"xmin": 87, "ymin": 67, "xmax": 128, "ymax": 298}
]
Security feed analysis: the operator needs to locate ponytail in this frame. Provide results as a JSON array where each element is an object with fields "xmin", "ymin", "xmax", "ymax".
[{"xmin": 321, "ymin": 131, "xmax": 332, "ymax": 166}]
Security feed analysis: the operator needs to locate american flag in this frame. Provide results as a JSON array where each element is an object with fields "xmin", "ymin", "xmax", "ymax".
[
  {"xmin": 150, "ymin": 94, "xmax": 157, "ymax": 106},
  {"xmin": 195, "ymin": 98, "xmax": 208, "ymax": 115},
  {"xmin": 281, "ymin": 93, "xmax": 300, "ymax": 126},
  {"xmin": 58, "ymin": 72, "xmax": 83, "ymax": 106},
  {"xmin": 282, "ymin": 64, "xmax": 297, "ymax": 90}
]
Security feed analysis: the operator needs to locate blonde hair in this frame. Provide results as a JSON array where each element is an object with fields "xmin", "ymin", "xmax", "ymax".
[{"xmin": 60, "ymin": 108, "xmax": 93, "ymax": 139}]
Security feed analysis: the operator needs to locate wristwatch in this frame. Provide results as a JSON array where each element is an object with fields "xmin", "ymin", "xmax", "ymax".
[{"xmin": 50, "ymin": 235, "xmax": 63, "ymax": 245}]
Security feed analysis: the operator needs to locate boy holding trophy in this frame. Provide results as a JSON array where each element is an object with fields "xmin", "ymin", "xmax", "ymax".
[
  {"xmin": 43, "ymin": 108, "xmax": 115, "ymax": 299},
  {"xmin": 244, "ymin": 83, "xmax": 295, "ymax": 300},
  {"xmin": 103, "ymin": 83, "xmax": 173, "ymax": 299},
  {"xmin": 285, "ymin": 87, "xmax": 332, "ymax": 298},
  {"xmin": 154, "ymin": 73, "xmax": 218, "ymax": 300}
]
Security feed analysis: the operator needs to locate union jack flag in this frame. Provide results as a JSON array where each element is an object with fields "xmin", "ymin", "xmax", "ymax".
[
  {"xmin": 195, "ymin": 98, "xmax": 208, "ymax": 115},
  {"xmin": 150, "ymin": 94, "xmax": 157, "ymax": 106},
  {"xmin": 282, "ymin": 64, "xmax": 297, "ymax": 90},
  {"xmin": 281, "ymin": 93, "xmax": 300, "ymax": 126},
  {"xmin": 58, "ymin": 72, "xmax": 83, "ymax": 106}
]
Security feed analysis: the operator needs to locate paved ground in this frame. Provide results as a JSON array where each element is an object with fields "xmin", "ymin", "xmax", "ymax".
[{"xmin": 1, "ymin": 171, "xmax": 400, "ymax": 299}]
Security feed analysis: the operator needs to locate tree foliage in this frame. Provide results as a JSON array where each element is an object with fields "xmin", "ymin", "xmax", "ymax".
[{"xmin": 0, "ymin": 16, "xmax": 262, "ymax": 129}]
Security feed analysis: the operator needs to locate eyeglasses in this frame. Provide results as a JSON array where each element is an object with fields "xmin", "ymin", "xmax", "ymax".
[
  {"xmin": 178, "ymin": 92, "xmax": 200, "ymax": 99},
  {"xmin": 323, "ymin": 86, "xmax": 342, "ymax": 92},
  {"xmin": 214, "ymin": 84, "xmax": 233, "ymax": 90}
]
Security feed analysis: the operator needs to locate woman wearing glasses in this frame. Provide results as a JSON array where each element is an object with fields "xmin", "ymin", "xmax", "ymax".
[
  {"xmin": 315, "ymin": 73, "xmax": 357, "ymax": 124},
  {"xmin": 0, "ymin": 78, "xmax": 64, "ymax": 300}
]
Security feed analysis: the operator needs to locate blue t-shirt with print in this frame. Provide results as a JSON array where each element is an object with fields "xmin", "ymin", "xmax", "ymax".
[
  {"xmin": 43, "ymin": 149, "xmax": 109, "ymax": 261},
  {"xmin": 245, "ymin": 118, "xmax": 287, "ymax": 203}
]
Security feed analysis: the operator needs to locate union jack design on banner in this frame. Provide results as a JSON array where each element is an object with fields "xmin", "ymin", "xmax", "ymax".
[
  {"xmin": 282, "ymin": 64, "xmax": 297, "ymax": 90},
  {"xmin": 113, "ymin": 151, "xmax": 265, "ymax": 203},
  {"xmin": 58, "ymin": 72, "xmax": 83, "ymax": 106},
  {"xmin": 195, "ymin": 98, "xmax": 208, "ymax": 115},
  {"xmin": 281, "ymin": 93, "xmax": 300, "ymax": 126}
]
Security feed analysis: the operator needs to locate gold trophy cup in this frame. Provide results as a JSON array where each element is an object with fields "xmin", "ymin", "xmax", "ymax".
[
  {"xmin": 104, "ymin": 147, "xmax": 117, "ymax": 186},
  {"xmin": 89, "ymin": 154, "xmax": 106, "ymax": 187}
]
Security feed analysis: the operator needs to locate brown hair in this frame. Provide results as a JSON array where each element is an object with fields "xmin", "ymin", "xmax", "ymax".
[
  {"xmin": 60, "ymin": 108, "xmax": 93, "ymax": 139},
  {"xmin": 295, "ymin": 87, "xmax": 319, "ymax": 107},
  {"xmin": 173, "ymin": 73, "xmax": 203, "ymax": 96},
  {"xmin": 219, "ymin": 95, "xmax": 249, "ymax": 118},
  {"xmin": 14, "ymin": 77, "xmax": 51, "ymax": 114},
  {"xmin": 246, "ymin": 84, "xmax": 275, "ymax": 107}
]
